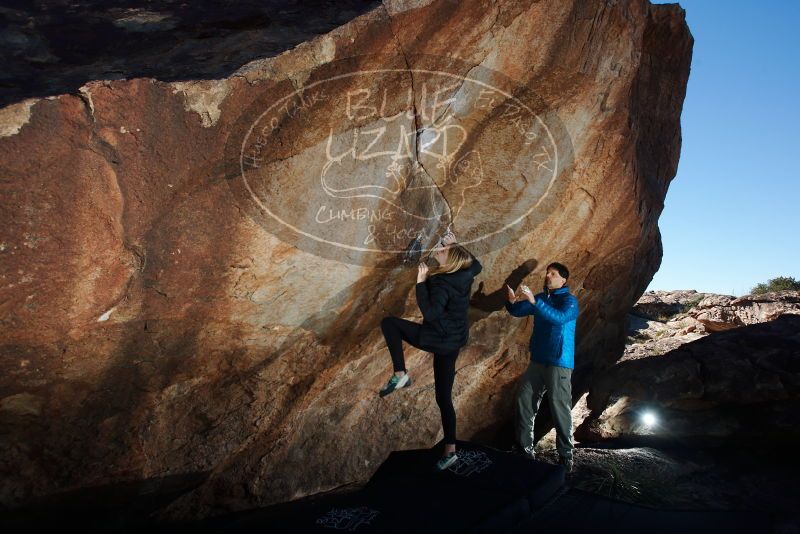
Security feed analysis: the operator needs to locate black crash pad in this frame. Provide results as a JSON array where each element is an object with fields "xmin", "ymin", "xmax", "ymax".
[{"xmin": 214, "ymin": 440, "xmax": 565, "ymax": 533}]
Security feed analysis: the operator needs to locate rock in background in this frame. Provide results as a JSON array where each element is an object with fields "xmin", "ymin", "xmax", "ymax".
[
  {"xmin": 576, "ymin": 292, "xmax": 800, "ymax": 444},
  {"xmin": 691, "ymin": 291, "xmax": 800, "ymax": 332},
  {"xmin": 624, "ymin": 289, "xmax": 800, "ymax": 360},
  {"xmin": 0, "ymin": 0, "xmax": 692, "ymax": 518}
]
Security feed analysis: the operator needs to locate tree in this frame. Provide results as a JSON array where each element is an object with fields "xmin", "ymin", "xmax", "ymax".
[{"xmin": 750, "ymin": 276, "xmax": 800, "ymax": 295}]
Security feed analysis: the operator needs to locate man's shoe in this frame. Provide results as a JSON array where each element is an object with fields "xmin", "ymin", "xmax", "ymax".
[
  {"xmin": 435, "ymin": 452, "xmax": 459, "ymax": 471},
  {"xmin": 379, "ymin": 373, "xmax": 411, "ymax": 397},
  {"xmin": 511, "ymin": 444, "xmax": 535, "ymax": 460},
  {"xmin": 523, "ymin": 445, "xmax": 536, "ymax": 460},
  {"xmin": 559, "ymin": 455, "xmax": 574, "ymax": 473}
]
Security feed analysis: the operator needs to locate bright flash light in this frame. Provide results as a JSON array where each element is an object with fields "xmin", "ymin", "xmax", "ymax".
[{"xmin": 641, "ymin": 412, "xmax": 657, "ymax": 427}]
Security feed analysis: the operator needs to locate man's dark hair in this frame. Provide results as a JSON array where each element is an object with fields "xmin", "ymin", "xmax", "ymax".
[{"xmin": 546, "ymin": 262, "xmax": 570, "ymax": 280}]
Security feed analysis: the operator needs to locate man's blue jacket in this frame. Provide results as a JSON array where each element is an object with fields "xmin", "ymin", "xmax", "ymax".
[{"xmin": 504, "ymin": 286, "xmax": 579, "ymax": 369}]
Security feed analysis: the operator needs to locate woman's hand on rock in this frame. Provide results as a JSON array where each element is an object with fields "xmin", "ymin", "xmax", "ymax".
[
  {"xmin": 417, "ymin": 262, "xmax": 429, "ymax": 283},
  {"xmin": 441, "ymin": 230, "xmax": 456, "ymax": 245}
]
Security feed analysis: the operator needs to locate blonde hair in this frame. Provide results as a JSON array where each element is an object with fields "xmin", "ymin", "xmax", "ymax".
[{"xmin": 431, "ymin": 244, "xmax": 473, "ymax": 275}]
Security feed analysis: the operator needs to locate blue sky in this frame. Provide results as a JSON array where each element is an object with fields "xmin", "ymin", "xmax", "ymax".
[{"xmin": 646, "ymin": 0, "xmax": 799, "ymax": 296}]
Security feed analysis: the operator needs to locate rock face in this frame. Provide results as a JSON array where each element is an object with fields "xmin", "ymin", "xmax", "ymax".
[
  {"xmin": 0, "ymin": 0, "xmax": 692, "ymax": 518},
  {"xmin": 691, "ymin": 291, "xmax": 800, "ymax": 332},
  {"xmin": 0, "ymin": 0, "xmax": 382, "ymax": 108},
  {"xmin": 624, "ymin": 290, "xmax": 710, "ymax": 361},
  {"xmin": 624, "ymin": 290, "xmax": 800, "ymax": 361},
  {"xmin": 577, "ymin": 314, "xmax": 800, "ymax": 444},
  {"xmin": 630, "ymin": 289, "xmax": 711, "ymax": 321}
]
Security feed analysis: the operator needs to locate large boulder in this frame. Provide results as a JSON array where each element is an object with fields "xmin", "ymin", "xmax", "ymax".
[{"xmin": 0, "ymin": 0, "xmax": 692, "ymax": 518}]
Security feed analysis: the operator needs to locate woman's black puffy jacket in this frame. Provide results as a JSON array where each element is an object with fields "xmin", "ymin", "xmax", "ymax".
[{"xmin": 415, "ymin": 255, "xmax": 482, "ymax": 352}]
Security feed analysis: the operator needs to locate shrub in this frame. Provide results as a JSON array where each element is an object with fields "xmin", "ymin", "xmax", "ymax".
[
  {"xmin": 681, "ymin": 295, "xmax": 704, "ymax": 313},
  {"xmin": 750, "ymin": 276, "xmax": 800, "ymax": 295}
]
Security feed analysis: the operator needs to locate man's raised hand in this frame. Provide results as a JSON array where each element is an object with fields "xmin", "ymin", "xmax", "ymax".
[
  {"xmin": 520, "ymin": 284, "xmax": 536, "ymax": 304},
  {"xmin": 506, "ymin": 284, "xmax": 517, "ymax": 302}
]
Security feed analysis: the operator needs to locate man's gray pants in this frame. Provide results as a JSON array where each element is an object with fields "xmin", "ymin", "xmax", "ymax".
[{"xmin": 515, "ymin": 361, "xmax": 573, "ymax": 459}]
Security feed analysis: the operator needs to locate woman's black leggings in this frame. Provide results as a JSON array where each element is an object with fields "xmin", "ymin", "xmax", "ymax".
[{"xmin": 380, "ymin": 316, "xmax": 459, "ymax": 444}]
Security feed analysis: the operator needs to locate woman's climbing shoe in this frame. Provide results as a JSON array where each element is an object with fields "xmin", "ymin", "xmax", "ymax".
[
  {"xmin": 435, "ymin": 452, "xmax": 459, "ymax": 471},
  {"xmin": 379, "ymin": 373, "xmax": 411, "ymax": 397}
]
